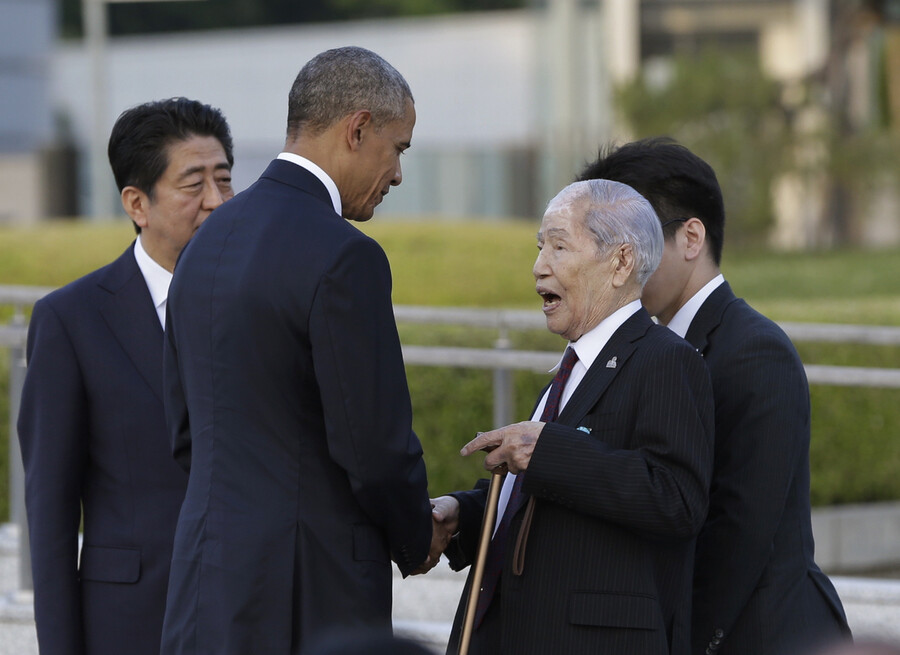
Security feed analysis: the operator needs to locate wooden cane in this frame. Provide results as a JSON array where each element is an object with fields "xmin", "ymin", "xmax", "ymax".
[{"xmin": 458, "ymin": 467, "xmax": 504, "ymax": 655}]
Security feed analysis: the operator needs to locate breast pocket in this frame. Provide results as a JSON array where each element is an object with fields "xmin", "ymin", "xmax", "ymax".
[{"xmin": 580, "ymin": 410, "xmax": 631, "ymax": 448}]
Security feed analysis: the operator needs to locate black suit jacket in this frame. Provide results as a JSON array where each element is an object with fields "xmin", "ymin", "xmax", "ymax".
[
  {"xmin": 17, "ymin": 246, "xmax": 188, "ymax": 655},
  {"xmin": 446, "ymin": 309, "xmax": 714, "ymax": 655},
  {"xmin": 160, "ymin": 159, "xmax": 432, "ymax": 654},
  {"xmin": 688, "ymin": 282, "xmax": 851, "ymax": 655}
]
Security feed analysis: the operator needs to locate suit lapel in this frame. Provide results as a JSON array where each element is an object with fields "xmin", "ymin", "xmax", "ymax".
[
  {"xmin": 98, "ymin": 246, "xmax": 165, "ymax": 403},
  {"xmin": 684, "ymin": 281, "xmax": 739, "ymax": 355},
  {"xmin": 556, "ymin": 309, "xmax": 654, "ymax": 427}
]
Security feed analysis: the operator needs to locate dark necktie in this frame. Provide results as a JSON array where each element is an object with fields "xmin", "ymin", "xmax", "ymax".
[{"xmin": 473, "ymin": 345, "xmax": 579, "ymax": 627}]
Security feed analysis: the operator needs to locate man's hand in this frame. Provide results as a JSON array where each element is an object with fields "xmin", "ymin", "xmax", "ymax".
[
  {"xmin": 461, "ymin": 421, "xmax": 545, "ymax": 474},
  {"xmin": 410, "ymin": 496, "xmax": 460, "ymax": 575},
  {"xmin": 431, "ymin": 495, "xmax": 460, "ymax": 538}
]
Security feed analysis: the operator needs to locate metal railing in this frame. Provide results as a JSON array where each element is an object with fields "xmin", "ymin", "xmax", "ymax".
[
  {"xmin": 2, "ymin": 285, "xmax": 900, "ymax": 593},
  {"xmin": 0, "ymin": 286, "xmax": 49, "ymax": 594}
]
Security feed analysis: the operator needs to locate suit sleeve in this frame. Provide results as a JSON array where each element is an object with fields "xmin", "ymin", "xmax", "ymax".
[
  {"xmin": 308, "ymin": 236, "xmax": 432, "ymax": 576},
  {"xmin": 444, "ymin": 480, "xmax": 492, "ymax": 571},
  {"xmin": 691, "ymin": 330, "xmax": 809, "ymax": 647},
  {"xmin": 16, "ymin": 299, "xmax": 87, "ymax": 655},
  {"xmin": 525, "ymin": 340, "xmax": 714, "ymax": 540},
  {"xmin": 163, "ymin": 306, "xmax": 191, "ymax": 472}
]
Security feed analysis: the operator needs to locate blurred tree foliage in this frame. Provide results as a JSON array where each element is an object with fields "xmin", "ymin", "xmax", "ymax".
[
  {"xmin": 58, "ymin": 0, "xmax": 527, "ymax": 38},
  {"xmin": 615, "ymin": 43, "xmax": 900, "ymax": 247},
  {"xmin": 615, "ymin": 49, "xmax": 795, "ymax": 246}
]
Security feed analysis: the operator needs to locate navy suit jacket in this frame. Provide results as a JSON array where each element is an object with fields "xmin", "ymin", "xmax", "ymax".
[
  {"xmin": 446, "ymin": 309, "xmax": 715, "ymax": 655},
  {"xmin": 688, "ymin": 282, "xmax": 851, "ymax": 655},
  {"xmin": 160, "ymin": 159, "xmax": 432, "ymax": 654},
  {"xmin": 17, "ymin": 245, "xmax": 188, "ymax": 655}
]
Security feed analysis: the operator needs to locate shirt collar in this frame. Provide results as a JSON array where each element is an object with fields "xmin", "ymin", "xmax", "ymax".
[
  {"xmin": 665, "ymin": 274, "xmax": 725, "ymax": 338},
  {"xmin": 560, "ymin": 299, "xmax": 643, "ymax": 372},
  {"xmin": 276, "ymin": 152, "xmax": 342, "ymax": 216},
  {"xmin": 133, "ymin": 235, "xmax": 172, "ymax": 328}
]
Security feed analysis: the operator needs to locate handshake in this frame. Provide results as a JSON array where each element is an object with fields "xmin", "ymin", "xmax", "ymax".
[
  {"xmin": 409, "ymin": 421, "xmax": 546, "ymax": 575},
  {"xmin": 412, "ymin": 495, "xmax": 461, "ymax": 576}
]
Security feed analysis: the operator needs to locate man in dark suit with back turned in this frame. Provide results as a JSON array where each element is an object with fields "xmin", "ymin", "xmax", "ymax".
[
  {"xmin": 578, "ymin": 137, "xmax": 852, "ymax": 655},
  {"xmin": 431, "ymin": 178, "xmax": 715, "ymax": 654},
  {"xmin": 17, "ymin": 97, "xmax": 234, "ymax": 655},
  {"xmin": 161, "ymin": 46, "xmax": 437, "ymax": 655}
]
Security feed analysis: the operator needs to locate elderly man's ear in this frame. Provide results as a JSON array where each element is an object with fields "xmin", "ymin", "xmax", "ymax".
[{"xmin": 611, "ymin": 243, "xmax": 635, "ymax": 288}]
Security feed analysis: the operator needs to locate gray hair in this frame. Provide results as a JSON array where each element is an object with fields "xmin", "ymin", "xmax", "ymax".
[
  {"xmin": 548, "ymin": 179, "xmax": 663, "ymax": 287},
  {"xmin": 286, "ymin": 46, "xmax": 413, "ymax": 138}
]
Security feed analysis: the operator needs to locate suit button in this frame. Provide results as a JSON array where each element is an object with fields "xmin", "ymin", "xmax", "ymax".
[{"xmin": 714, "ymin": 629, "xmax": 724, "ymax": 638}]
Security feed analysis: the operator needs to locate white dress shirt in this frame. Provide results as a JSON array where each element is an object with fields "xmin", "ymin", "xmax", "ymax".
[
  {"xmin": 276, "ymin": 152, "xmax": 342, "ymax": 215},
  {"xmin": 665, "ymin": 274, "xmax": 725, "ymax": 338},
  {"xmin": 133, "ymin": 235, "xmax": 172, "ymax": 329},
  {"xmin": 492, "ymin": 299, "xmax": 643, "ymax": 533}
]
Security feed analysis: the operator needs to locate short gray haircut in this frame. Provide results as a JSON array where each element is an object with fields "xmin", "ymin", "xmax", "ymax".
[
  {"xmin": 286, "ymin": 46, "xmax": 413, "ymax": 138},
  {"xmin": 548, "ymin": 179, "xmax": 663, "ymax": 287}
]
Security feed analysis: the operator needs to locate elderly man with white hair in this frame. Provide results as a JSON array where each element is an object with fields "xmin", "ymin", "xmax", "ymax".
[{"xmin": 432, "ymin": 179, "xmax": 716, "ymax": 655}]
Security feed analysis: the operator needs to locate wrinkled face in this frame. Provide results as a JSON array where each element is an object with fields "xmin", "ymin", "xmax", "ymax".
[
  {"xmin": 533, "ymin": 198, "xmax": 616, "ymax": 341},
  {"xmin": 139, "ymin": 135, "xmax": 233, "ymax": 271},
  {"xmin": 640, "ymin": 231, "xmax": 691, "ymax": 325},
  {"xmin": 341, "ymin": 98, "xmax": 415, "ymax": 222}
]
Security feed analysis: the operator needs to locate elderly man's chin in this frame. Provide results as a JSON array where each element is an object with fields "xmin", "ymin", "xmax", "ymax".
[{"xmin": 544, "ymin": 315, "xmax": 571, "ymax": 339}]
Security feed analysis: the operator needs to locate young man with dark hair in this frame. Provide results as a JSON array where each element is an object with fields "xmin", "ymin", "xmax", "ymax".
[{"xmin": 578, "ymin": 137, "xmax": 851, "ymax": 655}]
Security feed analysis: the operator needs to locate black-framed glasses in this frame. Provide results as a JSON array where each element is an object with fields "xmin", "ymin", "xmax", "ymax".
[{"xmin": 660, "ymin": 217, "xmax": 689, "ymax": 230}]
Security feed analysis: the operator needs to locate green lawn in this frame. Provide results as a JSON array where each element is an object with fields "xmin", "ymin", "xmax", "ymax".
[{"xmin": 1, "ymin": 218, "xmax": 898, "ymax": 515}]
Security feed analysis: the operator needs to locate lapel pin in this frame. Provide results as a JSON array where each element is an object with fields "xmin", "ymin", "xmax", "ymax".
[{"xmin": 606, "ymin": 356, "xmax": 617, "ymax": 369}]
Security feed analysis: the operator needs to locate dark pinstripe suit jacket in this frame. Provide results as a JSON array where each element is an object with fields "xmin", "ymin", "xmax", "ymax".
[
  {"xmin": 446, "ymin": 308, "xmax": 714, "ymax": 654},
  {"xmin": 688, "ymin": 282, "xmax": 851, "ymax": 655}
]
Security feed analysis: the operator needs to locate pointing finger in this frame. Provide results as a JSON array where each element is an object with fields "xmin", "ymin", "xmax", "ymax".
[{"xmin": 460, "ymin": 430, "xmax": 501, "ymax": 456}]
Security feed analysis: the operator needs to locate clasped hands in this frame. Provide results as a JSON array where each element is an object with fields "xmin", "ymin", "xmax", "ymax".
[{"xmin": 411, "ymin": 421, "xmax": 545, "ymax": 575}]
